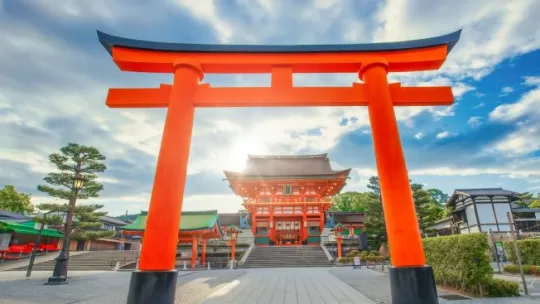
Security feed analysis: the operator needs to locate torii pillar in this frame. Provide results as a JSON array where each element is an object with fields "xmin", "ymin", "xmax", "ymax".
[{"xmin": 98, "ymin": 29, "xmax": 461, "ymax": 304}]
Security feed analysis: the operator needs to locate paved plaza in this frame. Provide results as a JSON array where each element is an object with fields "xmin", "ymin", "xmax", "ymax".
[{"xmin": 0, "ymin": 268, "xmax": 538, "ymax": 304}]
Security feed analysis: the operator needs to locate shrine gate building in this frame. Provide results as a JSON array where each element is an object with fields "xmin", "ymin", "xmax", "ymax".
[{"xmin": 224, "ymin": 154, "xmax": 350, "ymax": 246}]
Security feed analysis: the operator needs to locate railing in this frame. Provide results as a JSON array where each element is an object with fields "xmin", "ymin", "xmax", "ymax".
[{"xmin": 245, "ymin": 198, "xmax": 332, "ymax": 204}]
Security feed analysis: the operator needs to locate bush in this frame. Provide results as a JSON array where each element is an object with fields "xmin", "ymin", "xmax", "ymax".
[
  {"xmin": 503, "ymin": 239, "xmax": 540, "ymax": 266},
  {"xmin": 359, "ymin": 251, "xmax": 369, "ymax": 257},
  {"xmin": 423, "ymin": 233, "xmax": 493, "ymax": 295},
  {"xmin": 364, "ymin": 256, "xmax": 387, "ymax": 263},
  {"xmin": 346, "ymin": 250, "xmax": 360, "ymax": 257},
  {"xmin": 369, "ymin": 250, "xmax": 380, "ymax": 256},
  {"xmin": 504, "ymin": 264, "xmax": 540, "ymax": 275},
  {"xmin": 485, "ymin": 279, "xmax": 520, "ymax": 297}
]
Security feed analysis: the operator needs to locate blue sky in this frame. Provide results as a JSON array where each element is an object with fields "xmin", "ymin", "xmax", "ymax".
[{"xmin": 1, "ymin": 0, "xmax": 540, "ymax": 215}]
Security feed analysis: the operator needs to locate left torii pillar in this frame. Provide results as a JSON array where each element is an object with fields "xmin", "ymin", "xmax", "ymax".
[{"xmin": 126, "ymin": 63, "xmax": 202, "ymax": 304}]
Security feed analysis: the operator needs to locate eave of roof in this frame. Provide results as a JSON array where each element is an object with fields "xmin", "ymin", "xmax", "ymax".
[
  {"xmin": 223, "ymin": 169, "xmax": 352, "ymax": 179},
  {"xmin": 97, "ymin": 30, "xmax": 461, "ymax": 56}
]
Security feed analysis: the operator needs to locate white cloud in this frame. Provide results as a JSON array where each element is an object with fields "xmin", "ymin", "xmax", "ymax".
[
  {"xmin": 473, "ymin": 102, "xmax": 485, "ymax": 109},
  {"xmin": 414, "ymin": 132, "xmax": 424, "ymax": 140},
  {"xmin": 501, "ymin": 86, "xmax": 514, "ymax": 94},
  {"xmin": 523, "ymin": 76, "xmax": 540, "ymax": 86},
  {"xmin": 436, "ymin": 131, "xmax": 454, "ymax": 139},
  {"xmin": 489, "ymin": 85, "xmax": 540, "ymax": 122},
  {"xmin": 468, "ymin": 116, "xmax": 483, "ymax": 127},
  {"xmin": 172, "ymin": 0, "xmax": 233, "ymax": 42}
]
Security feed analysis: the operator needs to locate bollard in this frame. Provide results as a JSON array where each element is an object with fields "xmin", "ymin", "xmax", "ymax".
[
  {"xmin": 183, "ymin": 260, "xmax": 187, "ymax": 271},
  {"xmin": 114, "ymin": 261, "xmax": 120, "ymax": 271},
  {"xmin": 207, "ymin": 262, "xmax": 210, "ymax": 270}
]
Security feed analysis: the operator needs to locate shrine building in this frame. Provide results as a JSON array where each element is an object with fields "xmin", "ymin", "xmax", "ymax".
[{"xmin": 224, "ymin": 154, "xmax": 351, "ymax": 246}]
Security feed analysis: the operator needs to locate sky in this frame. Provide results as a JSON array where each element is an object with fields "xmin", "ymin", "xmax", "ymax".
[{"xmin": 1, "ymin": 0, "xmax": 540, "ymax": 216}]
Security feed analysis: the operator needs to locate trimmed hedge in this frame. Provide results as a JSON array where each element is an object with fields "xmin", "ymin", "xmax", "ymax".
[
  {"xmin": 504, "ymin": 264, "xmax": 540, "ymax": 275},
  {"xmin": 503, "ymin": 239, "xmax": 540, "ymax": 266},
  {"xmin": 424, "ymin": 233, "xmax": 519, "ymax": 297},
  {"xmin": 485, "ymin": 278, "xmax": 520, "ymax": 297},
  {"xmin": 423, "ymin": 233, "xmax": 493, "ymax": 293}
]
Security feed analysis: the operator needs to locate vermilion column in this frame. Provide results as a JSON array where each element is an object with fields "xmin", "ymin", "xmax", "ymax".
[
  {"xmin": 302, "ymin": 209, "xmax": 307, "ymax": 242},
  {"xmin": 361, "ymin": 60, "xmax": 437, "ymax": 304},
  {"xmin": 138, "ymin": 63, "xmax": 202, "ymax": 270},
  {"xmin": 231, "ymin": 239, "xmax": 236, "ymax": 261},
  {"xmin": 252, "ymin": 214, "xmax": 257, "ymax": 236},
  {"xmin": 337, "ymin": 237, "xmax": 342, "ymax": 259},
  {"xmin": 127, "ymin": 63, "xmax": 202, "ymax": 304},
  {"xmin": 201, "ymin": 240, "xmax": 207, "ymax": 267},
  {"xmin": 191, "ymin": 237, "xmax": 198, "ymax": 269}
]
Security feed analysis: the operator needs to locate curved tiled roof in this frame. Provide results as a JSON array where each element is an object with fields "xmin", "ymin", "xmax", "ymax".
[
  {"xmin": 97, "ymin": 30, "xmax": 461, "ymax": 55},
  {"xmin": 224, "ymin": 154, "xmax": 350, "ymax": 178},
  {"xmin": 121, "ymin": 210, "xmax": 223, "ymax": 236}
]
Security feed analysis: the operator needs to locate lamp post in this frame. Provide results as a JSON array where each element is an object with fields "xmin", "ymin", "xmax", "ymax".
[
  {"xmin": 27, "ymin": 211, "xmax": 54, "ymax": 278},
  {"xmin": 333, "ymin": 223, "xmax": 345, "ymax": 259},
  {"xmin": 46, "ymin": 175, "xmax": 84, "ymax": 285},
  {"xmin": 225, "ymin": 226, "xmax": 241, "ymax": 268}
]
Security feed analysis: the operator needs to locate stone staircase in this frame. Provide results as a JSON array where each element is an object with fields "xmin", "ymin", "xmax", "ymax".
[
  {"xmin": 10, "ymin": 250, "xmax": 139, "ymax": 271},
  {"xmin": 242, "ymin": 246, "xmax": 333, "ymax": 268}
]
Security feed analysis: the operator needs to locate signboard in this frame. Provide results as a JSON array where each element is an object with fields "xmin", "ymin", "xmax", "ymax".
[
  {"xmin": 495, "ymin": 241, "xmax": 504, "ymax": 253},
  {"xmin": 353, "ymin": 256, "xmax": 361, "ymax": 269},
  {"xmin": 0, "ymin": 233, "xmax": 12, "ymax": 251}
]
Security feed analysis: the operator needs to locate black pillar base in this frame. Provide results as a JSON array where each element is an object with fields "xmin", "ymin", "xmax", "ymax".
[
  {"xmin": 45, "ymin": 276, "xmax": 68, "ymax": 285},
  {"xmin": 389, "ymin": 265, "xmax": 438, "ymax": 304},
  {"xmin": 127, "ymin": 270, "xmax": 178, "ymax": 304}
]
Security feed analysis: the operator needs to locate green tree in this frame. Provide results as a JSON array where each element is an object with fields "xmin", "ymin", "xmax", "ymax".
[
  {"xmin": 0, "ymin": 185, "xmax": 34, "ymax": 214},
  {"xmin": 37, "ymin": 203, "xmax": 114, "ymax": 241},
  {"xmin": 427, "ymin": 188, "xmax": 449, "ymax": 205},
  {"xmin": 37, "ymin": 143, "xmax": 107, "ymax": 200},
  {"xmin": 529, "ymin": 194, "xmax": 540, "ymax": 208},
  {"xmin": 364, "ymin": 176, "xmax": 386, "ymax": 248},
  {"xmin": 411, "ymin": 183, "xmax": 443, "ymax": 233},
  {"xmin": 331, "ymin": 191, "xmax": 368, "ymax": 212},
  {"xmin": 514, "ymin": 192, "xmax": 534, "ymax": 208}
]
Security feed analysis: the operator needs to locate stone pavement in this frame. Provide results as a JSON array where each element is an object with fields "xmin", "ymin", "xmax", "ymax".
[
  {"xmin": 330, "ymin": 267, "xmax": 539, "ymax": 304},
  {"xmin": 204, "ymin": 268, "xmax": 375, "ymax": 303},
  {"xmin": 0, "ymin": 268, "xmax": 538, "ymax": 303}
]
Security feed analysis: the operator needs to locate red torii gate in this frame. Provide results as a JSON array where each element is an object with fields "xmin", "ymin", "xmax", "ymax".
[{"xmin": 98, "ymin": 30, "xmax": 461, "ymax": 304}]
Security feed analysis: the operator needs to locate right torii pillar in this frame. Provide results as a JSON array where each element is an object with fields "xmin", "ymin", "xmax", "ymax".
[{"xmin": 361, "ymin": 60, "xmax": 438, "ymax": 303}]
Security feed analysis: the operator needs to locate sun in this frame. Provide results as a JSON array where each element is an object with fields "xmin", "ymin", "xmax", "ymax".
[{"xmin": 226, "ymin": 136, "xmax": 265, "ymax": 171}]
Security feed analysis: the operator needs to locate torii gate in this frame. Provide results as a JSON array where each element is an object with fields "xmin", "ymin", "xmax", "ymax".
[{"xmin": 98, "ymin": 30, "xmax": 461, "ymax": 304}]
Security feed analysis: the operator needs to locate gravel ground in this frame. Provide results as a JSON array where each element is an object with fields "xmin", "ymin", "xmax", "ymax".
[
  {"xmin": 0, "ymin": 270, "xmax": 246, "ymax": 304},
  {"xmin": 329, "ymin": 267, "xmax": 538, "ymax": 304}
]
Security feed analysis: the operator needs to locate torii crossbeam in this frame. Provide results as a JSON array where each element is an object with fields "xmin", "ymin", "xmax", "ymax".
[{"xmin": 98, "ymin": 30, "xmax": 461, "ymax": 304}]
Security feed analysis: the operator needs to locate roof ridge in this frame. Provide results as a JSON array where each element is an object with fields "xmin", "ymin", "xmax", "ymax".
[{"xmin": 248, "ymin": 153, "xmax": 328, "ymax": 159}]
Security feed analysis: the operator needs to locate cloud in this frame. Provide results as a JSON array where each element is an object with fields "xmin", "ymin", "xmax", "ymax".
[
  {"xmin": 2, "ymin": 0, "xmax": 540, "ymax": 216},
  {"xmin": 468, "ymin": 116, "xmax": 483, "ymax": 127},
  {"xmin": 414, "ymin": 132, "xmax": 425, "ymax": 140},
  {"xmin": 473, "ymin": 102, "xmax": 485, "ymax": 109},
  {"xmin": 501, "ymin": 86, "xmax": 514, "ymax": 94},
  {"xmin": 436, "ymin": 131, "xmax": 454, "ymax": 139}
]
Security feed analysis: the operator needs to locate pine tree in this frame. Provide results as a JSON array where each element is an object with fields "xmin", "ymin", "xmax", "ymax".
[
  {"xmin": 411, "ymin": 183, "xmax": 443, "ymax": 234},
  {"xmin": 37, "ymin": 143, "xmax": 107, "ymax": 200},
  {"xmin": 364, "ymin": 176, "xmax": 386, "ymax": 248},
  {"xmin": 37, "ymin": 203, "xmax": 114, "ymax": 241}
]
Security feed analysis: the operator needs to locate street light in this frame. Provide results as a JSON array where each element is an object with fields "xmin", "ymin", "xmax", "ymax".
[
  {"xmin": 46, "ymin": 175, "xmax": 84, "ymax": 285},
  {"xmin": 332, "ymin": 223, "xmax": 345, "ymax": 259}
]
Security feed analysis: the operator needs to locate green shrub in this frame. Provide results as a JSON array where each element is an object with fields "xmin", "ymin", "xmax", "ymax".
[
  {"xmin": 504, "ymin": 264, "xmax": 540, "ymax": 275},
  {"xmin": 359, "ymin": 251, "xmax": 369, "ymax": 257},
  {"xmin": 485, "ymin": 279, "xmax": 520, "ymax": 297},
  {"xmin": 369, "ymin": 250, "xmax": 380, "ymax": 256},
  {"xmin": 364, "ymin": 256, "xmax": 387, "ymax": 263},
  {"xmin": 503, "ymin": 239, "xmax": 540, "ymax": 266},
  {"xmin": 346, "ymin": 250, "xmax": 360, "ymax": 257},
  {"xmin": 423, "ymin": 233, "xmax": 493, "ymax": 295}
]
